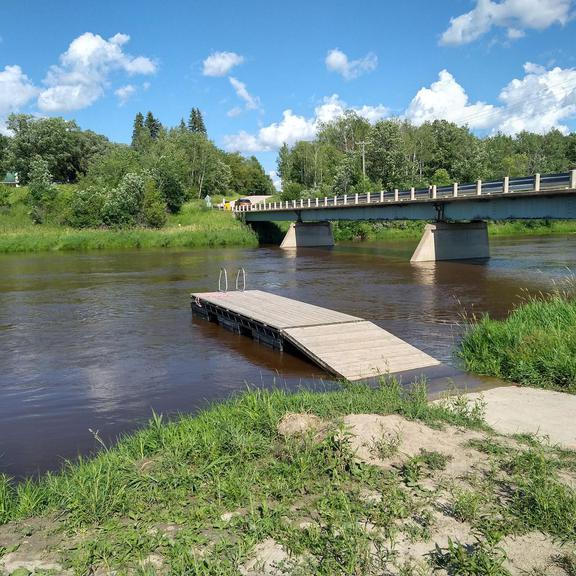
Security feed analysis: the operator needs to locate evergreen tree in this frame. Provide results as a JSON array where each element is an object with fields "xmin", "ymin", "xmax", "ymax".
[
  {"xmin": 131, "ymin": 112, "xmax": 146, "ymax": 149},
  {"xmin": 144, "ymin": 111, "xmax": 162, "ymax": 140},
  {"xmin": 188, "ymin": 108, "xmax": 207, "ymax": 135},
  {"xmin": 178, "ymin": 118, "xmax": 187, "ymax": 132}
]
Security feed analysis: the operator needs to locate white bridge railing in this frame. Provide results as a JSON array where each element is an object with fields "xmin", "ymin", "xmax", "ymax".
[{"xmin": 234, "ymin": 170, "xmax": 576, "ymax": 213}]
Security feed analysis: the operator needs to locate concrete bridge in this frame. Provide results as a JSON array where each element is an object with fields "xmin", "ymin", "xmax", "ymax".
[{"xmin": 236, "ymin": 171, "xmax": 576, "ymax": 261}]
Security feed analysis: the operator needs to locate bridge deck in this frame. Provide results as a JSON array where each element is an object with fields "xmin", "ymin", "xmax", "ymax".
[{"xmin": 190, "ymin": 290, "xmax": 440, "ymax": 380}]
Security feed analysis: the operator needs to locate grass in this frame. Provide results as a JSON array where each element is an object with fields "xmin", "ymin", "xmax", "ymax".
[
  {"xmin": 333, "ymin": 219, "xmax": 576, "ymax": 243},
  {"xmin": 0, "ymin": 200, "xmax": 257, "ymax": 253},
  {"xmin": 458, "ymin": 290, "xmax": 576, "ymax": 393},
  {"xmin": 1, "ymin": 379, "xmax": 575, "ymax": 575}
]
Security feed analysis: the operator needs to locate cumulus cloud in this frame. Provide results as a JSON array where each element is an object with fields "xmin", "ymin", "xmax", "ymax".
[
  {"xmin": 441, "ymin": 0, "xmax": 572, "ymax": 45},
  {"xmin": 223, "ymin": 94, "xmax": 388, "ymax": 152},
  {"xmin": 405, "ymin": 69, "xmax": 499, "ymax": 128},
  {"xmin": 202, "ymin": 51, "xmax": 244, "ymax": 76},
  {"xmin": 0, "ymin": 65, "xmax": 38, "ymax": 118},
  {"xmin": 405, "ymin": 64, "xmax": 576, "ymax": 135},
  {"xmin": 229, "ymin": 76, "xmax": 259, "ymax": 110},
  {"xmin": 114, "ymin": 84, "xmax": 136, "ymax": 105},
  {"xmin": 37, "ymin": 32, "xmax": 156, "ymax": 112},
  {"xmin": 325, "ymin": 48, "xmax": 378, "ymax": 80}
]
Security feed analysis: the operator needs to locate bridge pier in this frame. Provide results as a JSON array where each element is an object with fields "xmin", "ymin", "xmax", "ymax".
[
  {"xmin": 410, "ymin": 221, "xmax": 489, "ymax": 262},
  {"xmin": 280, "ymin": 221, "xmax": 334, "ymax": 248}
]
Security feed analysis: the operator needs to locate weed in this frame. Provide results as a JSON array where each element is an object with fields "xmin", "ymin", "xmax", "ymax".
[
  {"xmin": 370, "ymin": 426, "xmax": 402, "ymax": 460},
  {"xmin": 552, "ymin": 553, "xmax": 576, "ymax": 576},
  {"xmin": 431, "ymin": 536, "xmax": 510, "ymax": 576}
]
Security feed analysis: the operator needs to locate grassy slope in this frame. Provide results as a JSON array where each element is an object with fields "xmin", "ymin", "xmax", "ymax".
[
  {"xmin": 458, "ymin": 292, "xmax": 576, "ymax": 393},
  {"xmin": 1, "ymin": 380, "xmax": 575, "ymax": 574},
  {"xmin": 0, "ymin": 200, "xmax": 257, "ymax": 253}
]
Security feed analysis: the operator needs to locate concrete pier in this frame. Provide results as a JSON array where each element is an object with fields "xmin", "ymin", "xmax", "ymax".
[
  {"xmin": 280, "ymin": 221, "xmax": 334, "ymax": 249},
  {"xmin": 410, "ymin": 221, "xmax": 489, "ymax": 262}
]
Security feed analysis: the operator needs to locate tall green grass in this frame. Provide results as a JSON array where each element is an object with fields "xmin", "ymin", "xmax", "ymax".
[
  {"xmin": 458, "ymin": 291, "xmax": 576, "ymax": 393},
  {"xmin": 0, "ymin": 202, "xmax": 257, "ymax": 253}
]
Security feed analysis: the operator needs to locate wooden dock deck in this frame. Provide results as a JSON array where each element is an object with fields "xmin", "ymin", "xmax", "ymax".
[{"xmin": 190, "ymin": 290, "xmax": 440, "ymax": 381}]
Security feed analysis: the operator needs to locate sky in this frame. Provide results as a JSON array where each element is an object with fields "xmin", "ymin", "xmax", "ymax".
[{"xmin": 1, "ymin": 0, "xmax": 575, "ymax": 185}]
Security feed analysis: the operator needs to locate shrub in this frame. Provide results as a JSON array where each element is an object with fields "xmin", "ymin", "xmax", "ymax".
[
  {"xmin": 28, "ymin": 157, "xmax": 57, "ymax": 224},
  {"xmin": 141, "ymin": 180, "xmax": 167, "ymax": 228},
  {"xmin": 67, "ymin": 187, "xmax": 107, "ymax": 228},
  {"xmin": 101, "ymin": 172, "xmax": 145, "ymax": 227}
]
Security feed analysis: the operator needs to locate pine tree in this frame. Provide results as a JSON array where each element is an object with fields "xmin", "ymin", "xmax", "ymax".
[
  {"xmin": 178, "ymin": 118, "xmax": 186, "ymax": 132},
  {"xmin": 144, "ymin": 111, "xmax": 162, "ymax": 140},
  {"xmin": 188, "ymin": 108, "xmax": 207, "ymax": 135},
  {"xmin": 131, "ymin": 112, "xmax": 145, "ymax": 148}
]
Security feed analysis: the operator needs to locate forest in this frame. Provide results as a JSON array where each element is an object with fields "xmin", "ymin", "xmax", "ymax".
[
  {"xmin": 276, "ymin": 112, "xmax": 576, "ymax": 200},
  {"xmin": 0, "ymin": 109, "xmax": 274, "ymax": 229}
]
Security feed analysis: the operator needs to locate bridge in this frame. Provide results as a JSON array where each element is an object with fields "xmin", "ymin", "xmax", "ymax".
[{"xmin": 235, "ymin": 171, "xmax": 576, "ymax": 261}]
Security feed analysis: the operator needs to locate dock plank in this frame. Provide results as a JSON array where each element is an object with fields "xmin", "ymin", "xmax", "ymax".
[{"xmin": 191, "ymin": 290, "xmax": 440, "ymax": 380}]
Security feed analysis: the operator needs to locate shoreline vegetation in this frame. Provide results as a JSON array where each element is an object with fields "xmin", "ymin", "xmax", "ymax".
[
  {"xmin": 1, "ymin": 380, "xmax": 575, "ymax": 575},
  {"xmin": 2, "ymin": 196, "xmax": 576, "ymax": 253},
  {"xmin": 459, "ymin": 289, "xmax": 576, "ymax": 394}
]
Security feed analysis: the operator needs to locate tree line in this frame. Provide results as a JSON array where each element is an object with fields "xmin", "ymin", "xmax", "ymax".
[
  {"xmin": 0, "ymin": 109, "xmax": 274, "ymax": 228},
  {"xmin": 276, "ymin": 113, "xmax": 576, "ymax": 200}
]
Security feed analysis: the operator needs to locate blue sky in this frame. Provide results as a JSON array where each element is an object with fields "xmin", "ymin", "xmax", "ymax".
[{"xmin": 1, "ymin": 0, "xmax": 575, "ymax": 181}]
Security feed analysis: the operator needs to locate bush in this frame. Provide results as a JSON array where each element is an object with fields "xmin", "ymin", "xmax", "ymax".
[
  {"xmin": 280, "ymin": 181, "xmax": 303, "ymax": 201},
  {"xmin": 154, "ymin": 164, "xmax": 185, "ymax": 214},
  {"xmin": 28, "ymin": 157, "xmax": 57, "ymax": 224},
  {"xmin": 141, "ymin": 180, "xmax": 167, "ymax": 228},
  {"xmin": 101, "ymin": 172, "xmax": 145, "ymax": 227},
  {"xmin": 67, "ymin": 187, "xmax": 107, "ymax": 228}
]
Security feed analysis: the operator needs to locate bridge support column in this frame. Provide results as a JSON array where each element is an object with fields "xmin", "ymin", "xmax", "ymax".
[
  {"xmin": 410, "ymin": 222, "xmax": 489, "ymax": 262},
  {"xmin": 280, "ymin": 222, "xmax": 334, "ymax": 249}
]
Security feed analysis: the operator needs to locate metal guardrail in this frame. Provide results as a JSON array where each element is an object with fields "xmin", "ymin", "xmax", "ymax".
[{"xmin": 234, "ymin": 170, "xmax": 576, "ymax": 213}]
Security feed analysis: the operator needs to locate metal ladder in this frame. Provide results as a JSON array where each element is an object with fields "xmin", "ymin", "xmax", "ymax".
[{"xmin": 218, "ymin": 267, "xmax": 246, "ymax": 292}]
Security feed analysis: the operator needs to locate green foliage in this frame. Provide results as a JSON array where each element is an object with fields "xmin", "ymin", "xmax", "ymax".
[
  {"xmin": 280, "ymin": 181, "xmax": 304, "ymax": 201},
  {"xmin": 458, "ymin": 291, "xmax": 576, "ymax": 392},
  {"xmin": 102, "ymin": 172, "xmax": 145, "ymax": 227},
  {"xmin": 188, "ymin": 107, "xmax": 207, "ymax": 135},
  {"xmin": 141, "ymin": 180, "xmax": 167, "ymax": 228},
  {"xmin": 5, "ymin": 113, "xmax": 109, "ymax": 183},
  {"xmin": 28, "ymin": 156, "xmax": 57, "ymax": 223},
  {"xmin": 431, "ymin": 168, "xmax": 451, "ymax": 185},
  {"xmin": 431, "ymin": 537, "xmax": 510, "ymax": 575},
  {"xmin": 66, "ymin": 186, "xmax": 107, "ymax": 228}
]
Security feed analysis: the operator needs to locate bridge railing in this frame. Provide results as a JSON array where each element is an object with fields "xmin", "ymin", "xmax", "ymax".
[{"xmin": 234, "ymin": 170, "xmax": 576, "ymax": 213}]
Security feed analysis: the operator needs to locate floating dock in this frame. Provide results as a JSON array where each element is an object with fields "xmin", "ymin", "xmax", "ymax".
[{"xmin": 191, "ymin": 290, "xmax": 440, "ymax": 381}]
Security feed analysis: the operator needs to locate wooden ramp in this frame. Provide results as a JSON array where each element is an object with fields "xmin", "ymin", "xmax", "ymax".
[{"xmin": 190, "ymin": 290, "xmax": 439, "ymax": 381}]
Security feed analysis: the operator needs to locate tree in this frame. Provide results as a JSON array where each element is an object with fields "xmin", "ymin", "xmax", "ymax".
[
  {"xmin": 131, "ymin": 112, "xmax": 148, "ymax": 149},
  {"xmin": 144, "ymin": 112, "xmax": 162, "ymax": 140},
  {"xmin": 188, "ymin": 108, "xmax": 207, "ymax": 135},
  {"xmin": 101, "ymin": 172, "xmax": 145, "ymax": 227},
  {"xmin": 28, "ymin": 156, "xmax": 57, "ymax": 223},
  {"xmin": 5, "ymin": 114, "xmax": 94, "ymax": 183},
  {"xmin": 141, "ymin": 179, "xmax": 167, "ymax": 228},
  {"xmin": 365, "ymin": 120, "xmax": 406, "ymax": 190}
]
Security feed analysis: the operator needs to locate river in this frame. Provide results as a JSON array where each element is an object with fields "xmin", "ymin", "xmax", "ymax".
[{"xmin": 1, "ymin": 235, "xmax": 575, "ymax": 478}]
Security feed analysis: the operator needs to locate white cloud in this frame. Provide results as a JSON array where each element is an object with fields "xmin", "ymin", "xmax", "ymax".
[
  {"xmin": 497, "ymin": 62, "xmax": 576, "ymax": 133},
  {"xmin": 325, "ymin": 48, "xmax": 377, "ymax": 80},
  {"xmin": 37, "ymin": 32, "xmax": 156, "ymax": 112},
  {"xmin": 229, "ymin": 76, "xmax": 259, "ymax": 110},
  {"xmin": 202, "ymin": 51, "xmax": 244, "ymax": 77},
  {"xmin": 404, "ymin": 64, "xmax": 576, "ymax": 135},
  {"xmin": 114, "ymin": 84, "xmax": 136, "ymax": 105},
  {"xmin": 405, "ymin": 69, "xmax": 499, "ymax": 128},
  {"xmin": 227, "ymin": 106, "xmax": 243, "ymax": 117},
  {"xmin": 0, "ymin": 65, "xmax": 38, "ymax": 118},
  {"xmin": 268, "ymin": 170, "xmax": 281, "ymax": 191},
  {"xmin": 441, "ymin": 0, "xmax": 572, "ymax": 45},
  {"xmin": 223, "ymin": 94, "xmax": 388, "ymax": 152}
]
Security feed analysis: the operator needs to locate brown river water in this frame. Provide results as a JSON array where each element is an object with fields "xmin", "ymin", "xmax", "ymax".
[{"xmin": 1, "ymin": 235, "xmax": 575, "ymax": 478}]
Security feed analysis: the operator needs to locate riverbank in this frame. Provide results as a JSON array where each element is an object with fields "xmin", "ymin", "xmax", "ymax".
[
  {"xmin": 459, "ymin": 290, "xmax": 576, "ymax": 393},
  {"xmin": 1, "ymin": 380, "xmax": 575, "ymax": 575},
  {"xmin": 333, "ymin": 220, "xmax": 576, "ymax": 242},
  {"xmin": 0, "ymin": 203, "xmax": 257, "ymax": 253}
]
